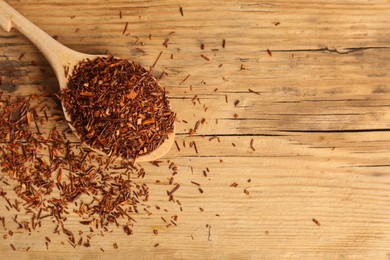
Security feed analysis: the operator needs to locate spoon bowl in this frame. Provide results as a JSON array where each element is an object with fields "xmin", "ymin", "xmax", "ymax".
[{"xmin": 0, "ymin": 0, "xmax": 175, "ymax": 162}]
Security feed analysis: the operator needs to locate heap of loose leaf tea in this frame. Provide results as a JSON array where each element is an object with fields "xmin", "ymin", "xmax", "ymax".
[
  {"xmin": 0, "ymin": 92, "xmax": 181, "ymax": 249},
  {"xmin": 61, "ymin": 56, "xmax": 175, "ymax": 161}
]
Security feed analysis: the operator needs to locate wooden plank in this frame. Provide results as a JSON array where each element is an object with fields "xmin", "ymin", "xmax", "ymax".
[
  {"xmin": 3, "ymin": 0, "xmax": 390, "ymax": 50},
  {"xmin": 3, "ymin": 48, "xmax": 390, "ymax": 133},
  {"xmin": 0, "ymin": 0, "xmax": 390, "ymax": 259},
  {"xmin": 0, "ymin": 134, "xmax": 390, "ymax": 258}
]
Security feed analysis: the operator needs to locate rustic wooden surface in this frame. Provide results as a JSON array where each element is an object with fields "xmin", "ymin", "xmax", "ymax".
[{"xmin": 1, "ymin": 0, "xmax": 390, "ymax": 259}]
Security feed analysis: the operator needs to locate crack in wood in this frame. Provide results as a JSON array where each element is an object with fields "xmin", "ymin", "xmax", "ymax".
[
  {"xmin": 176, "ymin": 133, "xmax": 287, "ymax": 137},
  {"xmin": 282, "ymin": 129, "xmax": 390, "ymax": 133},
  {"xmin": 350, "ymin": 164, "xmax": 390, "ymax": 168},
  {"xmin": 262, "ymin": 46, "xmax": 390, "ymax": 54}
]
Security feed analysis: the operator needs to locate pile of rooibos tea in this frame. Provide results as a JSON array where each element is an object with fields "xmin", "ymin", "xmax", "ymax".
[{"xmin": 0, "ymin": 92, "xmax": 182, "ymax": 250}]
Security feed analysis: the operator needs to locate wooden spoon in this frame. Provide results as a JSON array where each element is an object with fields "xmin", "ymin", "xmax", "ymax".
[{"xmin": 0, "ymin": 0, "xmax": 175, "ymax": 162}]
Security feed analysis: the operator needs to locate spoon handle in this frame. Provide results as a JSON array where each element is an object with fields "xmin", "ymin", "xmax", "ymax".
[
  {"xmin": 0, "ymin": 0, "xmax": 13, "ymax": 32},
  {"xmin": 0, "ymin": 0, "xmax": 81, "ymax": 81}
]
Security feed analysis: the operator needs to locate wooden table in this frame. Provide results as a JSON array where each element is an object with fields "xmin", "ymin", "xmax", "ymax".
[{"xmin": 1, "ymin": 0, "xmax": 390, "ymax": 259}]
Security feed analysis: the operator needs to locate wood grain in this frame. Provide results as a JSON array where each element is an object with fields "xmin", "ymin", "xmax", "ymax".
[{"xmin": 1, "ymin": 0, "xmax": 390, "ymax": 259}]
